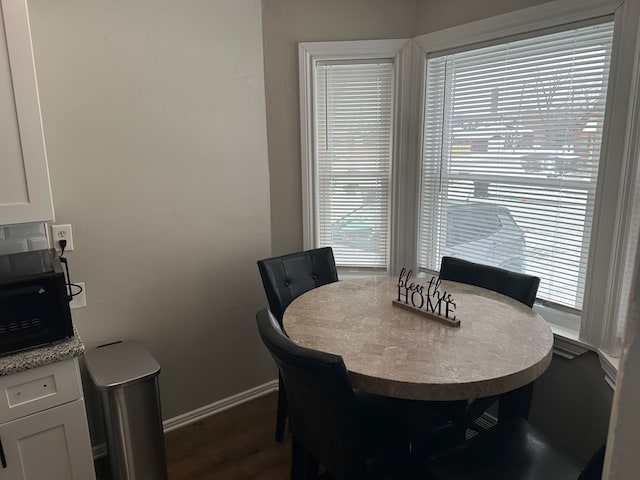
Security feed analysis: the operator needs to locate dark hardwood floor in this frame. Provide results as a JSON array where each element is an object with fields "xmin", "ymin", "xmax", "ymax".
[{"xmin": 95, "ymin": 391, "xmax": 291, "ymax": 479}]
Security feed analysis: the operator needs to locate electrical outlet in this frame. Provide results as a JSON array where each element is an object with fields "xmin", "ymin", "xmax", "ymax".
[
  {"xmin": 69, "ymin": 282, "xmax": 86, "ymax": 309},
  {"xmin": 50, "ymin": 224, "xmax": 74, "ymax": 251}
]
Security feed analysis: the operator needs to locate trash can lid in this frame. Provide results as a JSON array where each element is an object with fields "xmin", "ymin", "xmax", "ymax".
[{"xmin": 84, "ymin": 341, "xmax": 161, "ymax": 391}]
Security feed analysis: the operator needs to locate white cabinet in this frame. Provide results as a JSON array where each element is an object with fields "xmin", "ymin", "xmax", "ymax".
[
  {"xmin": 0, "ymin": 0, "xmax": 54, "ymax": 225},
  {"xmin": 0, "ymin": 399, "xmax": 95, "ymax": 479},
  {"xmin": 0, "ymin": 358, "xmax": 95, "ymax": 480}
]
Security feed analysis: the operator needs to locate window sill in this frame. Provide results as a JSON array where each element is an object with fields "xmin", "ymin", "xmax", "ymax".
[
  {"xmin": 337, "ymin": 268, "xmax": 388, "ymax": 280},
  {"xmin": 550, "ymin": 324, "xmax": 591, "ymax": 359},
  {"xmin": 550, "ymin": 324, "xmax": 619, "ymax": 389},
  {"xmin": 597, "ymin": 349, "xmax": 619, "ymax": 389}
]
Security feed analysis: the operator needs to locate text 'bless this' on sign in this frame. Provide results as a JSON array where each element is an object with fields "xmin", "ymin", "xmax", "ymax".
[{"xmin": 392, "ymin": 267, "xmax": 460, "ymax": 327}]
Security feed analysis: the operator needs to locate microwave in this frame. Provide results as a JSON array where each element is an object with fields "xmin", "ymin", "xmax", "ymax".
[{"xmin": 0, "ymin": 249, "xmax": 74, "ymax": 356}]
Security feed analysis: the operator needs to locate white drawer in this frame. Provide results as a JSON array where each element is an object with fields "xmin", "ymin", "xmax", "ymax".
[{"xmin": 0, "ymin": 357, "xmax": 83, "ymax": 423}]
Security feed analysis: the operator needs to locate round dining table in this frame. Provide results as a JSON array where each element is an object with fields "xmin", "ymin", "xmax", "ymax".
[{"xmin": 283, "ymin": 275, "xmax": 553, "ymax": 402}]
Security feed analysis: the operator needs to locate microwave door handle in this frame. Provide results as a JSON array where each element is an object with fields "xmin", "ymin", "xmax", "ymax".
[{"xmin": 0, "ymin": 285, "xmax": 45, "ymax": 298}]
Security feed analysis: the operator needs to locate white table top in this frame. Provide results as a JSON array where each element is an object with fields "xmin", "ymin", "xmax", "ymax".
[{"xmin": 284, "ymin": 276, "xmax": 553, "ymax": 401}]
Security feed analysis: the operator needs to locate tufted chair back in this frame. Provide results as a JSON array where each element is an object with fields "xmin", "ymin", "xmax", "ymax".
[
  {"xmin": 257, "ymin": 247, "xmax": 339, "ymax": 324},
  {"xmin": 439, "ymin": 256, "xmax": 540, "ymax": 307}
]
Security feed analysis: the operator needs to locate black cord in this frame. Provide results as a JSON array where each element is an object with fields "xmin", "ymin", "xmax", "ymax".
[
  {"xmin": 68, "ymin": 283, "xmax": 83, "ymax": 297},
  {"xmin": 57, "ymin": 239, "xmax": 82, "ymax": 302}
]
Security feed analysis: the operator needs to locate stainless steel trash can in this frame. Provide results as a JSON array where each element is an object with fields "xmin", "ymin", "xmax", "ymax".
[{"xmin": 85, "ymin": 341, "xmax": 168, "ymax": 480}]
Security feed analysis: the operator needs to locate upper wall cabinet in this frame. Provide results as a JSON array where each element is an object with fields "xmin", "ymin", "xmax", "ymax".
[{"xmin": 0, "ymin": 0, "xmax": 54, "ymax": 225}]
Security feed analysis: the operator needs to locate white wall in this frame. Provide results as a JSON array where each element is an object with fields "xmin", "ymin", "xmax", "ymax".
[
  {"xmin": 605, "ymin": 244, "xmax": 640, "ymax": 478},
  {"xmin": 26, "ymin": 0, "xmax": 274, "ymax": 422}
]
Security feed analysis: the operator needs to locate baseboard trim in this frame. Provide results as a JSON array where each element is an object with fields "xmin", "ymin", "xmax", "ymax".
[
  {"xmin": 92, "ymin": 379, "xmax": 278, "ymax": 460},
  {"xmin": 162, "ymin": 379, "xmax": 278, "ymax": 433}
]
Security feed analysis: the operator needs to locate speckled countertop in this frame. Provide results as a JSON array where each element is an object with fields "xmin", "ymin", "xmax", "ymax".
[{"xmin": 0, "ymin": 326, "xmax": 85, "ymax": 376}]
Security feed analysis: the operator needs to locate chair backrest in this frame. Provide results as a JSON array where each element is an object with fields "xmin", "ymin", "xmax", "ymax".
[
  {"xmin": 257, "ymin": 247, "xmax": 339, "ymax": 323},
  {"xmin": 255, "ymin": 309, "xmax": 367, "ymax": 479},
  {"xmin": 439, "ymin": 256, "xmax": 540, "ymax": 307}
]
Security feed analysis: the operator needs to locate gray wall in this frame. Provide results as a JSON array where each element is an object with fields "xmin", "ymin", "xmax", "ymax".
[
  {"xmin": 414, "ymin": 0, "xmax": 552, "ymax": 35},
  {"xmin": 27, "ymin": 0, "xmax": 274, "ymax": 422},
  {"xmin": 531, "ymin": 353, "xmax": 612, "ymax": 462}
]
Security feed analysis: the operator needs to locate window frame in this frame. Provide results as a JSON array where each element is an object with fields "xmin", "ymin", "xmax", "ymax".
[{"xmin": 298, "ymin": 39, "xmax": 413, "ymax": 274}]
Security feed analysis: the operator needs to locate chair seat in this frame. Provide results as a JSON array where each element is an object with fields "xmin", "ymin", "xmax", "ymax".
[{"xmin": 425, "ymin": 418, "xmax": 583, "ymax": 480}]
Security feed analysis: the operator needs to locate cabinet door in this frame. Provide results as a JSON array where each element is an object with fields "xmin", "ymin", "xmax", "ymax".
[
  {"xmin": 0, "ymin": 399, "xmax": 96, "ymax": 480},
  {"xmin": 0, "ymin": 0, "xmax": 54, "ymax": 224}
]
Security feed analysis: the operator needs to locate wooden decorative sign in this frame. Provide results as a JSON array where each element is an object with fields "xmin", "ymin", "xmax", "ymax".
[{"xmin": 392, "ymin": 268, "xmax": 460, "ymax": 327}]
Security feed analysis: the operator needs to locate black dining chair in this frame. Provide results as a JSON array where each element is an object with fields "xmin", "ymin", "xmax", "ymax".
[
  {"xmin": 439, "ymin": 256, "xmax": 539, "ymax": 307},
  {"xmin": 422, "ymin": 418, "xmax": 605, "ymax": 480},
  {"xmin": 257, "ymin": 247, "xmax": 339, "ymax": 441},
  {"xmin": 255, "ymin": 309, "xmax": 411, "ymax": 480},
  {"xmin": 434, "ymin": 256, "xmax": 542, "ymax": 439}
]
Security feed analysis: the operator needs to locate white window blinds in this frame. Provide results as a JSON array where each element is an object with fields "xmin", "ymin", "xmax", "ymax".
[
  {"xmin": 314, "ymin": 61, "xmax": 394, "ymax": 268},
  {"xmin": 419, "ymin": 21, "xmax": 613, "ymax": 311}
]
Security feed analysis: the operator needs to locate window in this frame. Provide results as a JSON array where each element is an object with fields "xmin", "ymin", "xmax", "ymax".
[
  {"xmin": 299, "ymin": 40, "xmax": 407, "ymax": 271},
  {"xmin": 299, "ymin": 0, "xmax": 640, "ymax": 357},
  {"xmin": 419, "ymin": 22, "xmax": 614, "ymax": 316},
  {"xmin": 314, "ymin": 61, "xmax": 394, "ymax": 269}
]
